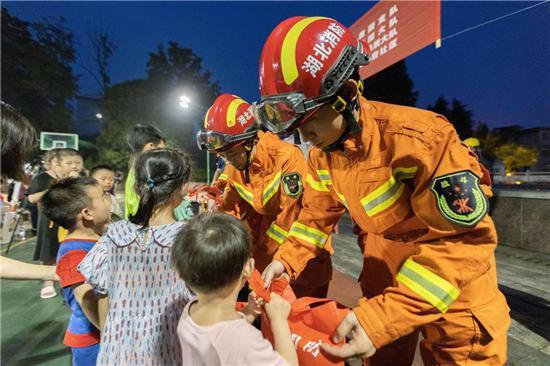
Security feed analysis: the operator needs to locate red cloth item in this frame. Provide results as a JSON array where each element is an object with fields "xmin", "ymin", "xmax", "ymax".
[
  {"xmin": 248, "ymin": 270, "xmax": 350, "ymax": 366},
  {"xmin": 63, "ymin": 330, "xmax": 100, "ymax": 348},
  {"xmin": 56, "ymin": 249, "xmax": 87, "ymax": 287}
]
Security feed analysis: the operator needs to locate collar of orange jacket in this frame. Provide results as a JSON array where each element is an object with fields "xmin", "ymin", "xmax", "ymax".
[{"xmin": 248, "ymin": 130, "xmax": 277, "ymax": 170}]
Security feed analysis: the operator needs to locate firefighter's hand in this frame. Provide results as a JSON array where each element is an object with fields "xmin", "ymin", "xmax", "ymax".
[
  {"xmin": 321, "ymin": 311, "xmax": 376, "ymax": 359},
  {"xmin": 261, "ymin": 260, "xmax": 286, "ymax": 288}
]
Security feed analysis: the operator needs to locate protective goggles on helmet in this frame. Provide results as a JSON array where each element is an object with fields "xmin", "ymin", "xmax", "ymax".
[
  {"xmin": 252, "ymin": 92, "xmax": 336, "ymax": 135},
  {"xmin": 196, "ymin": 129, "xmax": 258, "ymax": 152},
  {"xmin": 254, "ymin": 45, "xmax": 369, "ymax": 135}
]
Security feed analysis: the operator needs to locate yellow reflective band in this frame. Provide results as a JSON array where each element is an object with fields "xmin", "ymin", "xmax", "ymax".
[
  {"xmin": 281, "ymin": 16, "xmax": 326, "ymax": 85},
  {"xmin": 396, "ymin": 258, "xmax": 460, "ymax": 313},
  {"xmin": 262, "ymin": 171, "xmax": 282, "ymax": 206},
  {"xmin": 203, "ymin": 105, "xmax": 213, "ymax": 129},
  {"xmin": 226, "ymin": 98, "xmax": 246, "ymax": 127},
  {"xmin": 288, "ymin": 222, "xmax": 329, "ymax": 248},
  {"xmin": 360, "ymin": 167, "xmax": 418, "ymax": 217},
  {"xmin": 218, "ymin": 173, "xmax": 228, "ymax": 181},
  {"xmin": 232, "ymin": 181, "xmax": 254, "ymax": 206},
  {"xmin": 306, "ymin": 174, "xmax": 329, "ymax": 192},
  {"xmin": 316, "ymin": 170, "xmax": 332, "ymax": 185},
  {"xmin": 334, "ymin": 190, "xmax": 348, "ymax": 208},
  {"xmin": 266, "ymin": 222, "xmax": 288, "ymax": 245}
]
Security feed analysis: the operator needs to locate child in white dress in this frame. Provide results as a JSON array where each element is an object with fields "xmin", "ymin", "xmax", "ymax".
[{"xmin": 79, "ymin": 148, "xmax": 193, "ymax": 365}]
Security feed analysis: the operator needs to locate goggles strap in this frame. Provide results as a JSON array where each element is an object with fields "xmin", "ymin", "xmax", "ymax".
[
  {"xmin": 243, "ymin": 139, "xmax": 256, "ymax": 183},
  {"xmin": 357, "ymin": 80, "xmax": 364, "ymax": 95},
  {"xmin": 331, "ymin": 96, "xmax": 347, "ymax": 113},
  {"xmin": 323, "ymin": 94, "xmax": 362, "ymax": 153}
]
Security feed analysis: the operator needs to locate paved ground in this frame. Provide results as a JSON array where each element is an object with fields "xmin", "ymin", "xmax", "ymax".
[
  {"xmin": 331, "ymin": 214, "xmax": 550, "ymax": 366},
  {"xmin": 1, "ymin": 215, "xmax": 549, "ymax": 365}
]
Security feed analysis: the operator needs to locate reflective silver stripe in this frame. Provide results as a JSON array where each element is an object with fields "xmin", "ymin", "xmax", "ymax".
[
  {"xmin": 361, "ymin": 167, "xmax": 418, "ymax": 216},
  {"xmin": 316, "ymin": 170, "xmax": 332, "ymax": 185},
  {"xmin": 266, "ymin": 223, "xmax": 287, "ymax": 244},
  {"xmin": 306, "ymin": 174, "xmax": 330, "ymax": 192},
  {"xmin": 288, "ymin": 222, "xmax": 329, "ymax": 248},
  {"xmin": 262, "ymin": 171, "xmax": 282, "ymax": 206},
  {"xmin": 396, "ymin": 258, "xmax": 460, "ymax": 313},
  {"xmin": 232, "ymin": 181, "xmax": 254, "ymax": 206}
]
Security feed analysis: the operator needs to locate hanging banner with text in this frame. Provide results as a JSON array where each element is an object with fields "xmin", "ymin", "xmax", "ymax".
[{"xmin": 350, "ymin": 1, "xmax": 441, "ymax": 79}]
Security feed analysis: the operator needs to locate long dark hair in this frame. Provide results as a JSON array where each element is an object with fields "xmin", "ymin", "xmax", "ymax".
[
  {"xmin": 129, "ymin": 148, "xmax": 191, "ymax": 227},
  {"xmin": 1, "ymin": 101, "xmax": 37, "ymax": 182}
]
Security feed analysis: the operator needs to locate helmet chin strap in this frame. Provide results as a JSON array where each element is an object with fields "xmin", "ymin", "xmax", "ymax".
[
  {"xmin": 321, "ymin": 79, "xmax": 363, "ymax": 153},
  {"xmin": 241, "ymin": 140, "xmax": 256, "ymax": 183},
  {"xmin": 322, "ymin": 99, "xmax": 361, "ymax": 153}
]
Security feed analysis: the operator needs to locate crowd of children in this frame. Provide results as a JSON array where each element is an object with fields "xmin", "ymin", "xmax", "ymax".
[{"xmin": 7, "ymin": 120, "xmax": 294, "ymax": 366}]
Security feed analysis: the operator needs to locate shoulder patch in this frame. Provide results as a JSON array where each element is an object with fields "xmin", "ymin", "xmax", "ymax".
[
  {"xmin": 430, "ymin": 170, "xmax": 488, "ymax": 227},
  {"xmin": 282, "ymin": 172, "xmax": 303, "ymax": 198}
]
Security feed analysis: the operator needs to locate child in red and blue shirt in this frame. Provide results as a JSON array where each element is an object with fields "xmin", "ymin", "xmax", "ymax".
[{"xmin": 41, "ymin": 177, "xmax": 111, "ymax": 365}]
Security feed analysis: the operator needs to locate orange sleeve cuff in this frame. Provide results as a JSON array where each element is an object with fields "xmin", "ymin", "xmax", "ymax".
[
  {"xmin": 353, "ymin": 297, "xmax": 401, "ymax": 349},
  {"xmin": 274, "ymin": 249, "xmax": 308, "ymax": 281},
  {"xmin": 274, "ymin": 251, "xmax": 297, "ymax": 279}
]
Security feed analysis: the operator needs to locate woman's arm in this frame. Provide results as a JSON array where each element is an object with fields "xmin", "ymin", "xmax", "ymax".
[{"xmin": 0, "ymin": 257, "xmax": 58, "ymax": 281}]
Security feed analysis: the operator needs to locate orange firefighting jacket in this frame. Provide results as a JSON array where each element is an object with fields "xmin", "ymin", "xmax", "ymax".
[
  {"xmin": 274, "ymin": 97, "xmax": 509, "ymax": 348},
  {"xmin": 221, "ymin": 131, "xmax": 332, "ymax": 286},
  {"xmin": 212, "ymin": 170, "xmax": 228, "ymax": 192}
]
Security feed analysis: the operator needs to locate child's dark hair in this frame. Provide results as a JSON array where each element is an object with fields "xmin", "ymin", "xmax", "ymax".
[
  {"xmin": 172, "ymin": 212, "xmax": 252, "ymax": 293},
  {"xmin": 127, "ymin": 124, "xmax": 165, "ymax": 153},
  {"xmin": 41, "ymin": 176, "xmax": 99, "ymax": 229},
  {"xmin": 91, "ymin": 164, "xmax": 115, "ymax": 175},
  {"xmin": 42, "ymin": 149, "xmax": 60, "ymax": 165},
  {"xmin": 129, "ymin": 148, "xmax": 190, "ymax": 227}
]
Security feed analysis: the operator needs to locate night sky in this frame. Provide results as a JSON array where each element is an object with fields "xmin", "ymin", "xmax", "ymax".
[{"xmin": 4, "ymin": 1, "xmax": 549, "ymax": 129}]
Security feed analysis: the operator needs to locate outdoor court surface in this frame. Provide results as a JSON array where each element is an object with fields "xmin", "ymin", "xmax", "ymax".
[{"xmin": 2, "ymin": 216, "xmax": 549, "ymax": 365}]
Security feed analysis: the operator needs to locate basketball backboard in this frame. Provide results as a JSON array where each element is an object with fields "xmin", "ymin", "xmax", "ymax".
[{"xmin": 39, "ymin": 132, "xmax": 79, "ymax": 150}]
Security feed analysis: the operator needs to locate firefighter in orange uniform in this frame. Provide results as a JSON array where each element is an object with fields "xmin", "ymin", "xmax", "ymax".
[
  {"xmin": 196, "ymin": 93, "xmax": 332, "ymax": 297},
  {"xmin": 257, "ymin": 17, "xmax": 510, "ymax": 365}
]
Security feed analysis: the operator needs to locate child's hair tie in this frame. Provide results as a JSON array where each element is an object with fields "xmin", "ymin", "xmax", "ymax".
[{"xmin": 146, "ymin": 178, "xmax": 156, "ymax": 189}]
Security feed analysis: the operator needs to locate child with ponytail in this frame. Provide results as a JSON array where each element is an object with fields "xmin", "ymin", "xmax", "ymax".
[{"xmin": 78, "ymin": 148, "xmax": 193, "ymax": 365}]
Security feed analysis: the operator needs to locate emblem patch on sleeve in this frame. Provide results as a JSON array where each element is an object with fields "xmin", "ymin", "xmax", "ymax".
[
  {"xmin": 282, "ymin": 172, "xmax": 303, "ymax": 198},
  {"xmin": 430, "ymin": 170, "xmax": 488, "ymax": 227}
]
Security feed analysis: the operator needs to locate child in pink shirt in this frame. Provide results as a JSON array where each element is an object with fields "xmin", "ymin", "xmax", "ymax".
[{"xmin": 172, "ymin": 212, "xmax": 298, "ymax": 366}]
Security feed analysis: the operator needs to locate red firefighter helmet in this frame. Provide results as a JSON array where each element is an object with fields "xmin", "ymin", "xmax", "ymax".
[
  {"xmin": 196, "ymin": 94, "xmax": 258, "ymax": 152},
  {"xmin": 256, "ymin": 16, "xmax": 369, "ymax": 136}
]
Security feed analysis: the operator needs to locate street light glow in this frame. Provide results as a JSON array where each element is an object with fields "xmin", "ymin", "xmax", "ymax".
[
  {"xmin": 96, "ymin": 113, "xmax": 103, "ymax": 119},
  {"xmin": 179, "ymin": 95, "xmax": 191, "ymax": 109}
]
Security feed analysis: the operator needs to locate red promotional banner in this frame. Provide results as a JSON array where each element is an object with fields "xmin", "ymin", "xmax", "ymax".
[{"xmin": 350, "ymin": 1, "xmax": 441, "ymax": 79}]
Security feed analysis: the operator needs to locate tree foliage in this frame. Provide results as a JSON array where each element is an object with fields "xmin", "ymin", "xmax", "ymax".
[
  {"xmin": 474, "ymin": 121, "xmax": 490, "ymax": 141},
  {"xmin": 81, "ymin": 26, "xmax": 116, "ymax": 94},
  {"xmin": 92, "ymin": 42, "xmax": 220, "ymax": 174},
  {"xmin": 363, "ymin": 60, "xmax": 418, "ymax": 106},
  {"xmin": 428, "ymin": 96, "xmax": 474, "ymax": 139},
  {"xmin": 494, "ymin": 143, "xmax": 538, "ymax": 173},
  {"xmin": 1, "ymin": 7, "xmax": 78, "ymax": 133}
]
